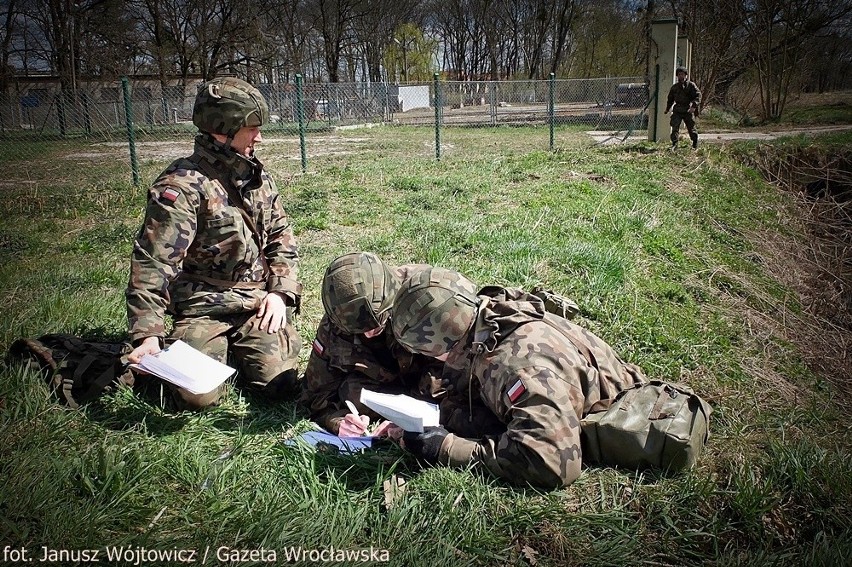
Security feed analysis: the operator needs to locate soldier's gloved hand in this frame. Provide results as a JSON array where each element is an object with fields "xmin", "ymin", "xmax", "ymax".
[{"xmin": 401, "ymin": 426, "xmax": 449, "ymax": 464}]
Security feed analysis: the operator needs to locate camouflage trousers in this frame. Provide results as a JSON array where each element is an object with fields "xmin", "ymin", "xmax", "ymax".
[
  {"xmin": 166, "ymin": 309, "xmax": 301, "ymax": 409},
  {"xmin": 670, "ymin": 111, "xmax": 697, "ymax": 143}
]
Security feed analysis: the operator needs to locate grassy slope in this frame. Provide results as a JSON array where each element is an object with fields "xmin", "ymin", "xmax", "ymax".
[{"xmin": 1, "ymin": 127, "xmax": 850, "ymax": 566}]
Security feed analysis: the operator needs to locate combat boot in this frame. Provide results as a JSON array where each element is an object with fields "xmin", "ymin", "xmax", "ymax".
[{"xmin": 690, "ymin": 132, "xmax": 698, "ymax": 149}]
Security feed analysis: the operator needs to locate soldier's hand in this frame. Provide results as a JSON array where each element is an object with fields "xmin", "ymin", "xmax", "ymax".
[
  {"xmin": 128, "ymin": 336, "xmax": 161, "ymax": 364},
  {"xmin": 401, "ymin": 426, "xmax": 449, "ymax": 464},
  {"xmin": 373, "ymin": 420, "xmax": 402, "ymax": 440},
  {"xmin": 338, "ymin": 413, "xmax": 370, "ymax": 437},
  {"xmin": 257, "ymin": 292, "xmax": 288, "ymax": 334}
]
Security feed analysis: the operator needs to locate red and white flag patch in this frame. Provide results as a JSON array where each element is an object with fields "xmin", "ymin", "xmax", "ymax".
[
  {"xmin": 160, "ymin": 188, "xmax": 180, "ymax": 203},
  {"xmin": 507, "ymin": 379, "xmax": 526, "ymax": 403},
  {"xmin": 312, "ymin": 339, "xmax": 325, "ymax": 356}
]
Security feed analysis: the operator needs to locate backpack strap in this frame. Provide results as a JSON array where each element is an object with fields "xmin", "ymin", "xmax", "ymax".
[{"xmin": 62, "ymin": 353, "xmax": 128, "ymax": 407}]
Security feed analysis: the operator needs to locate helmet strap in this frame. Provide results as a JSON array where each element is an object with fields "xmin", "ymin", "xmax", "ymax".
[{"xmin": 223, "ymin": 133, "xmax": 235, "ymax": 152}]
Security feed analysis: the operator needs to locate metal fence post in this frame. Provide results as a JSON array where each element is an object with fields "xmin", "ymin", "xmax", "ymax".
[
  {"xmin": 81, "ymin": 91, "xmax": 92, "ymax": 135},
  {"xmin": 295, "ymin": 74, "xmax": 307, "ymax": 173},
  {"xmin": 549, "ymin": 73, "xmax": 555, "ymax": 151},
  {"xmin": 489, "ymin": 82, "xmax": 497, "ymax": 126},
  {"xmin": 56, "ymin": 93, "xmax": 67, "ymax": 137},
  {"xmin": 434, "ymin": 73, "xmax": 441, "ymax": 160},
  {"xmin": 121, "ymin": 77, "xmax": 140, "ymax": 187}
]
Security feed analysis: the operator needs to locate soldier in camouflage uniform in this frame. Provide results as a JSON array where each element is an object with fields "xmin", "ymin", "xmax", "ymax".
[
  {"xmin": 390, "ymin": 268, "xmax": 645, "ymax": 489},
  {"xmin": 300, "ymin": 252, "xmax": 471, "ymax": 436},
  {"xmin": 665, "ymin": 66, "xmax": 702, "ymax": 150},
  {"xmin": 126, "ymin": 77, "xmax": 302, "ymax": 409}
]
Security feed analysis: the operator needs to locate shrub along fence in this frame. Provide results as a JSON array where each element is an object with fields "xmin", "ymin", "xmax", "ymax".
[{"xmin": 0, "ymin": 74, "xmax": 649, "ymax": 182}]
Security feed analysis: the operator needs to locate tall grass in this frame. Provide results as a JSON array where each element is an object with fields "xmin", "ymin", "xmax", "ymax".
[{"xmin": 1, "ymin": 126, "xmax": 850, "ymax": 565}]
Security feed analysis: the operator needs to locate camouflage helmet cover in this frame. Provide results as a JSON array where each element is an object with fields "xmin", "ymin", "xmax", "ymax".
[
  {"xmin": 391, "ymin": 267, "xmax": 479, "ymax": 358},
  {"xmin": 192, "ymin": 77, "xmax": 269, "ymax": 137},
  {"xmin": 321, "ymin": 252, "xmax": 401, "ymax": 335}
]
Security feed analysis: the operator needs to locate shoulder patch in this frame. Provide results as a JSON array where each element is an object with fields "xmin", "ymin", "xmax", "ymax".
[
  {"xmin": 160, "ymin": 188, "xmax": 180, "ymax": 203},
  {"xmin": 312, "ymin": 338, "xmax": 325, "ymax": 356},
  {"xmin": 507, "ymin": 379, "xmax": 526, "ymax": 403}
]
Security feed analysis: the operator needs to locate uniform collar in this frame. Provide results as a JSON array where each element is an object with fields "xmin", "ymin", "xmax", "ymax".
[{"xmin": 193, "ymin": 133, "xmax": 264, "ymax": 191}]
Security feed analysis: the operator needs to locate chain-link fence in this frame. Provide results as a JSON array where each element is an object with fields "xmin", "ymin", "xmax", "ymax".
[{"xmin": 0, "ymin": 75, "xmax": 649, "ymax": 177}]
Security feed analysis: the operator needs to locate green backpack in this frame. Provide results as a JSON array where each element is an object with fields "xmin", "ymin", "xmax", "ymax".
[
  {"xmin": 581, "ymin": 380, "xmax": 712, "ymax": 473},
  {"xmin": 7, "ymin": 333, "xmax": 135, "ymax": 408}
]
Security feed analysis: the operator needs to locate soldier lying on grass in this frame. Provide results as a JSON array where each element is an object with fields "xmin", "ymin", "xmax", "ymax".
[
  {"xmin": 301, "ymin": 253, "xmax": 579, "ymax": 440},
  {"xmin": 388, "ymin": 267, "xmax": 647, "ymax": 489}
]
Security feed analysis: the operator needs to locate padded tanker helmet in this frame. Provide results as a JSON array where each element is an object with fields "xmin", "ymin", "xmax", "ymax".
[
  {"xmin": 321, "ymin": 252, "xmax": 401, "ymax": 335},
  {"xmin": 391, "ymin": 267, "xmax": 480, "ymax": 358},
  {"xmin": 192, "ymin": 77, "xmax": 269, "ymax": 138}
]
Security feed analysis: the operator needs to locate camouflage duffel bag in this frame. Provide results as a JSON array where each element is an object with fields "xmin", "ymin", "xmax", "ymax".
[
  {"xmin": 7, "ymin": 333, "xmax": 135, "ymax": 408},
  {"xmin": 581, "ymin": 380, "xmax": 712, "ymax": 473}
]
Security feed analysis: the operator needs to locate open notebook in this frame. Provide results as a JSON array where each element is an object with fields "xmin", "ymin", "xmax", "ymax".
[
  {"xmin": 130, "ymin": 340, "xmax": 235, "ymax": 394},
  {"xmin": 359, "ymin": 389, "xmax": 440, "ymax": 433}
]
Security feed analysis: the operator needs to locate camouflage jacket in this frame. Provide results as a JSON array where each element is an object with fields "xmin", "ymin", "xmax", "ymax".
[
  {"xmin": 300, "ymin": 264, "xmax": 438, "ymax": 432},
  {"xmin": 439, "ymin": 289, "xmax": 645, "ymax": 488},
  {"xmin": 666, "ymin": 80, "xmax": 701, "ymax": 114},
  {"xmin": 126, "ymin": 134, "xmax": 300, "ymax": 343}
]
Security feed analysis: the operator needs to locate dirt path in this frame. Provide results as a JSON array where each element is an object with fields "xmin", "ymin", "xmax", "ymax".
[{"xmin": 588, "ymin": 124, "xmax": 852, "ymax": 145}]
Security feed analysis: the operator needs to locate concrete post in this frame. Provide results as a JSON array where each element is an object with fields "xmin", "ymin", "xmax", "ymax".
[{"xmin": 648, "ymin": 19, "xmax": 678, "ymax": 142}]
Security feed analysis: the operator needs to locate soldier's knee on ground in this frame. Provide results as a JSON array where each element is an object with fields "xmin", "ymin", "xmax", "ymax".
[
  {"xmin": 254, "ymin": 368, "xmax": 300, "ymax": 401},
  {"xmin": 173, "ymin": 385, "xmax": 223, "ymax": 411}
]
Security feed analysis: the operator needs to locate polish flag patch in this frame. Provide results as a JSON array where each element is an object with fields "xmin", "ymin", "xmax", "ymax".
[
  {"xmin": 507, "ymin": 379, "xmax": 526, "ymax": 403},
  {"xmin": 312, "ymin": 339, "xmax": 324, "ymax": 356},
  {"xmin": 160, "ymin": 188, "xmax": 180, "ymax": 203}
]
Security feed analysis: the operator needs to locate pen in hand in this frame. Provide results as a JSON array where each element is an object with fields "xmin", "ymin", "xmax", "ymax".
[
  {"xmin": 339, "ymin": 400, "xmax": 369, "ymax": 437},
  {"xmin": 345, "ymin": 400, "xmax": 360, "ymax": 417}
]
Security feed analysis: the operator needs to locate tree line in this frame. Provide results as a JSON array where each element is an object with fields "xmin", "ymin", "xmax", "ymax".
[{"xmin": 1, "ymin": 0, "xmax": 850, "ymax": 119}]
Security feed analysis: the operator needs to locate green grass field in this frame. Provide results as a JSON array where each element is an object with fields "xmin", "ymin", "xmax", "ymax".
[{"xmin": 1, "ymin": 126, "xmax": 850, "ymax": 566}]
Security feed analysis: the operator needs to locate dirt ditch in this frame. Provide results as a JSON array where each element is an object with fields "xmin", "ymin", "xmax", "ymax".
[{"xmin": 739, "ymin": 144, "xmax": 852, "ymax": 398}]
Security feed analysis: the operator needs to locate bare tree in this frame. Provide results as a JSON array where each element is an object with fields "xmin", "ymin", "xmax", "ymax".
[
  {"xmin": 75, "ymin": 0, "xmax": 138, "ymax": 79},
  {"xmin": 672, "ymin": 0, "xmax": 851, "ymax": 119},
  {"xmin": 305, "ymin": 0, "xmax": 366, "ymax": 82},
  {"xmin": 351, "ymin": 0, "xmax": 421, "ymax": 83},
  {"xmin": 428, "ymin": 0, "xmax": 470, "ymax": 79},
  {"xmin": 1, "ymin": 0, "xmax": 18, "ymax": 95},
  {"xmin": 569, "ymin": 0, "xmax": 643, "ymax": 78},
  {"xmin": 264, "ymin": 0, "xmax": 314, "ymax": 83}
]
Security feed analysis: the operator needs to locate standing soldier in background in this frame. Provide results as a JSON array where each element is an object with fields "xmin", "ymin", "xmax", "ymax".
[
  {"xmin": 389, "ymin": 268, "xmax": 645, "ymax": 489},
  {"xmin": 126, "ymin": 77, "xmax": 302, "ymax": 409},
  {"xmin": 664, "ymin": 66, "xmax": 702, "ymax": 150}
]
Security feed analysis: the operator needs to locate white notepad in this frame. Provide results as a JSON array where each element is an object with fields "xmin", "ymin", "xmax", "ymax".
[
  {"xmin": 359, "ymin": 389, "xmax": 440, "ymax": 433},
  {"xmin": 130, "ymin": 340, "xmax": 235, "ymax": 394}
]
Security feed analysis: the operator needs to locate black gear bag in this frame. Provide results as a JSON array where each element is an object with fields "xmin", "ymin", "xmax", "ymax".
[{"xmin": 7, "ymin": 333, "xmax": 135, "ymax": 408}]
